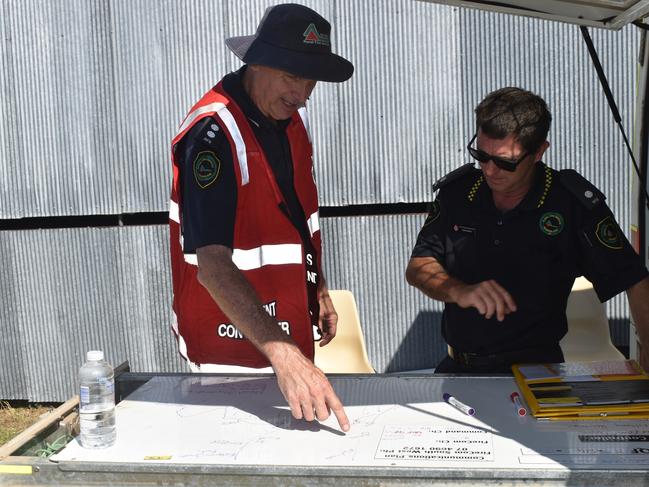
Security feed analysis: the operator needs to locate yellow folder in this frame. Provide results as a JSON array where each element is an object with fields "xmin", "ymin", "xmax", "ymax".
[{"xmin": 512, "ymin": 360, "xmax": 649, "ymax": 421}]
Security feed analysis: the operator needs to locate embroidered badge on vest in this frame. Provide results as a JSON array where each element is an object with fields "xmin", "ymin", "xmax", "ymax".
[
  {"xmin": 193, "ymin": 151, "xmax": 221, "ymax": 189},
  {"xmin": 595, "ymin": 216, "xmax": 623, "ymax": 250},
  {"xmin": 539, "ymin": 212, "xmax": 564, "ymax": 236}
]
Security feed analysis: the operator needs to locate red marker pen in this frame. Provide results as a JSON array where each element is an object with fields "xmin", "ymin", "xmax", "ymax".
[{"xmin": 510, "ymin": 391, "xmax": 527, "ymax": 416}]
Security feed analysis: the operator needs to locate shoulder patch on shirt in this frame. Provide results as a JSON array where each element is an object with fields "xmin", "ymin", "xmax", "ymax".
[
  {"xmin": 193, "ymin": 151, "xmax": 221, "ymax": 189},
  {"xmin": 595, "ymin": 216, "xmax": 623, "ymax": 250},
  {"xmin": 559, "ymin": 169, "xmax": 605, "ymax": 210},
  {"xmin": 423, "ymin": 200, "xmax": 441, "ymax": 226},
  {"xmin": 433, "ymin": 163, "xmax": 476, "ymax": 191}
]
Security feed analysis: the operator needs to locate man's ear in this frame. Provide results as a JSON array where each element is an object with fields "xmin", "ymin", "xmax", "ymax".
[{"xmin": 534, "ymin": 140, "xmax": 550, "ymax": 162}]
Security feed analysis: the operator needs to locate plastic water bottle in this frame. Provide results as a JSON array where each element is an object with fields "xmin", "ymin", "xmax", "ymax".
[{"xmin": 78, "ymin": 350, "xmax": 116, "ymax": 448}]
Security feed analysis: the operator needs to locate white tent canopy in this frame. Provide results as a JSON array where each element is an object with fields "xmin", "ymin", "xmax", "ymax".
[{"xmin": 419, "ymin": 0, "xmax": 649, "ymax": 29}]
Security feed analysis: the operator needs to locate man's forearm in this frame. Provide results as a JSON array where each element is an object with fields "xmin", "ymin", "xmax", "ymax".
[
  {"xmin": 318, "ymin": 275, "xmax": 329, "ymax": 297},
  {"xmin": 196, "ymin": 246, "xmax": 349, "ymax": 431},
  {"xmin": 196, "ymin": 245, "xmax": 297, "ymax": 363},
  {"xmin": 406, "ymin": 256, "xmax": 516, "ymax": 320},
  {"xmin": 405, "ymin": 256, "xmax": 464, "ymax": 303}
]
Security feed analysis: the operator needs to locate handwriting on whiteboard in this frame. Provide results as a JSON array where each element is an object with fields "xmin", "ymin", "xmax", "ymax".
[{"xmin": 376, "ymin": 425, "xmax": 494, "ymax": 462}]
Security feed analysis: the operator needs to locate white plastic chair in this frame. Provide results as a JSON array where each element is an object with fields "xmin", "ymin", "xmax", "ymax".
[
  {"xmin": 314, "ymin": 290, "xmax": 375, "ymax": 373},
  {"xmin": 561, "ymin": 276, "xmax": 625, "ymax": 361}
]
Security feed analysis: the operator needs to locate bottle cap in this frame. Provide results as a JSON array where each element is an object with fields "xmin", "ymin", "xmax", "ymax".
[{"xmin": 87, "ymin": 350, "xmax": 104, "ymax": 361}]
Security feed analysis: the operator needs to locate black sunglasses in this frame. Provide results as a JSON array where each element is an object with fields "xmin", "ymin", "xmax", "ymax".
[{"xmin": 466, "ymin": 133, "xmax": 530, "ymax": 172}]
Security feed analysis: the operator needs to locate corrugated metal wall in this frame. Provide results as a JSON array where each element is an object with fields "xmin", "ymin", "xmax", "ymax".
[
  {"xmin": 0, "ymin": 0, "xmax": 641, "ymax": 400},
  {"xmin": 322, "ymin": 215, "xmax": 448, "ymax": 373},
  {"xmin": 0, "ymin": 226, "xmax": 186, "ymax": 400}
]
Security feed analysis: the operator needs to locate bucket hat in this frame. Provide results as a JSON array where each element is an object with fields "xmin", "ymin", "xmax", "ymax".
[{"xmin": 225, "ymin": 3, "xmax": 354, "ymax": 83}]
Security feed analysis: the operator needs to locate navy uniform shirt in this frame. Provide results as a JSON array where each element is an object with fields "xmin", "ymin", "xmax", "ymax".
[
  {"xmin": 411, "ymin": 162, "xmax": 648, "ymax": 355},
  {"xmin": 174, "ymin": 66, "xmax": 310, "ymax": 253}
]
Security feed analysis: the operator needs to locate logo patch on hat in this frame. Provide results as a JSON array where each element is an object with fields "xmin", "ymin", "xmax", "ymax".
[
  {"xmin": 539, "ymin": 212, "xmax": 564, "ymax": 236},
  {"xmin": 193, "ymin": 151, "xmax": 220, "ymax": 189},
  {"xmin": 595, "ymin": 216, "xmax": 623, "ymax": 250},
  {"xmin": 303, "ymin": 24, "xmax": 330, "ymax": 46}
]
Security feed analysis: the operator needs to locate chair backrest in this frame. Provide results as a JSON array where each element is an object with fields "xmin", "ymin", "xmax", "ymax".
[
  {"xmin": 561, "ymin": 276, "xmax": 625, "ymax": 362},
  {"xmin": 313, "ymin": 290, "xmax": 375, "ymax": 373}
]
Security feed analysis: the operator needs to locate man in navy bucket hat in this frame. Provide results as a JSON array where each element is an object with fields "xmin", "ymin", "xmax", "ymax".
[
  {"xmin": 226, "ymin": 3, "xmax": 354, "ymax": 82},
  {"xmin": 168, "ymin": 4, "xmax": 354, "ymax": 432}
]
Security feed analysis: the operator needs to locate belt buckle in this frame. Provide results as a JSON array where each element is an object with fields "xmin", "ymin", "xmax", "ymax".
[
  {"xmin": 459, "ymin": 351, "xmax": 473, "ymax": 366},
  {"xmin": 451, "ymin": 347, "xmax": 496, "ymax": 368},
  {"xmin": 449, "ymin": 347, "xmax": 473, "ymax": 367}
]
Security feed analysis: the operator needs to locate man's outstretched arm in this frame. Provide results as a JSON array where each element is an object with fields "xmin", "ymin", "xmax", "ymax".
[
  {"xmin": 196, "ymin": 244, "xmax": 350, "ymax": 432},
  {"xmin": 406, "ymin": 256, "xmax": 517, "ymax": 322}
]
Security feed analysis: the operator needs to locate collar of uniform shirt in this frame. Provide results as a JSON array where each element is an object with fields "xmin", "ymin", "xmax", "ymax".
[
  {"xmin": 476, "ymin": 161, "xmax": 551, "ymax": 213},
  {"xmin": 519, "ymin": 161, "xmax": 553, "ymax": 211}
]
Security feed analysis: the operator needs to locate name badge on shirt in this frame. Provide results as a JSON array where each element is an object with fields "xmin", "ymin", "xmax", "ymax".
[{"xmin": 453, "ymin": 224, "xmax": 477, "ymax": 234}]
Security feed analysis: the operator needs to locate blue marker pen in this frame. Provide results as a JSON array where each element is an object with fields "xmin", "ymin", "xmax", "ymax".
[{"xmin": 443, "ymin": 392, "xmax": 476, "ymax": 416}]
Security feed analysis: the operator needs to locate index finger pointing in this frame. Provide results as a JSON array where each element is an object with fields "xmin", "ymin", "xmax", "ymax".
[{"xmin": 327, "ymin": 393, "xmax": 350, "ymax": 432}]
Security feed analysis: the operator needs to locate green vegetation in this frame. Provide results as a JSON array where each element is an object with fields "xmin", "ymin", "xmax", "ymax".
[{"xmin": 0, "ymin": 401, "xmax": 53, "ymax": 446}]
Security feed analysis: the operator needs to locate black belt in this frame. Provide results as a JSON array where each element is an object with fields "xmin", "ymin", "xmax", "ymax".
[{"xmin": 448, "ymin": 345, "xmax": 562, "ymax": 368}]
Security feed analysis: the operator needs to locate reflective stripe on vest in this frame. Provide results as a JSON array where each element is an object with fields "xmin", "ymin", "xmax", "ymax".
[
  {"xmin": 298, "ymin": 107, "xmax": 311, "ymax": 143},
  {"xmin": 307, "ymin": 211, "xmax": 320, "ymax": 237},
  {"xmin": 232, "ymin": 244, "xmax": 303, "ymax": 270},
  {"xmin": 169, "ymin": 200, "xmax": 304, "ymax": 270},
  {"xmin": 180, "ymin": 245, "xmax": 302, "ymax": 271},
  {"xmin": 169, "ymin": 200, "xmax": 180, "ymax": 223},
  {"xmin": 169, "ymin": 199, "xmax": 198, "ymax": 265}
]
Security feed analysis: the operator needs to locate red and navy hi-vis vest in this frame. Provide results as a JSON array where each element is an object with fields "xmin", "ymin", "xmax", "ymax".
[{"xmin": 169, "ymin": 81, "xmax": 322, "ymax": 368}]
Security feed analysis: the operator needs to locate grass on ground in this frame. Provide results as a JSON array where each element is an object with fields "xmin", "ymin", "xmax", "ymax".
[{"xmin": 0, "ymin": 401, "xmax": 56, "ymax": 446}]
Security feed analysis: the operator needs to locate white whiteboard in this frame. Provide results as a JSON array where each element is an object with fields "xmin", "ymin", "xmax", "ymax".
[{"xmin": 52, "ymin": 375, "xmax": 649, "ymax": 469}]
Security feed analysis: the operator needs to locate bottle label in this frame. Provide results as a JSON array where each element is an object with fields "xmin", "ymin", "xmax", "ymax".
[
  {"xmin": 99, "ymin": 378, "xmax": 115, "ymax": 394},
  {"xmin": 80, "ymin": 385, "xmax": 90, "ymax": 404}
]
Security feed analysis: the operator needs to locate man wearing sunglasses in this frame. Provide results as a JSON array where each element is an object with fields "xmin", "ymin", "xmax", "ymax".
[{"xmin": 406, "ymin": 87, "xmax": 649, "ymax": 373}]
